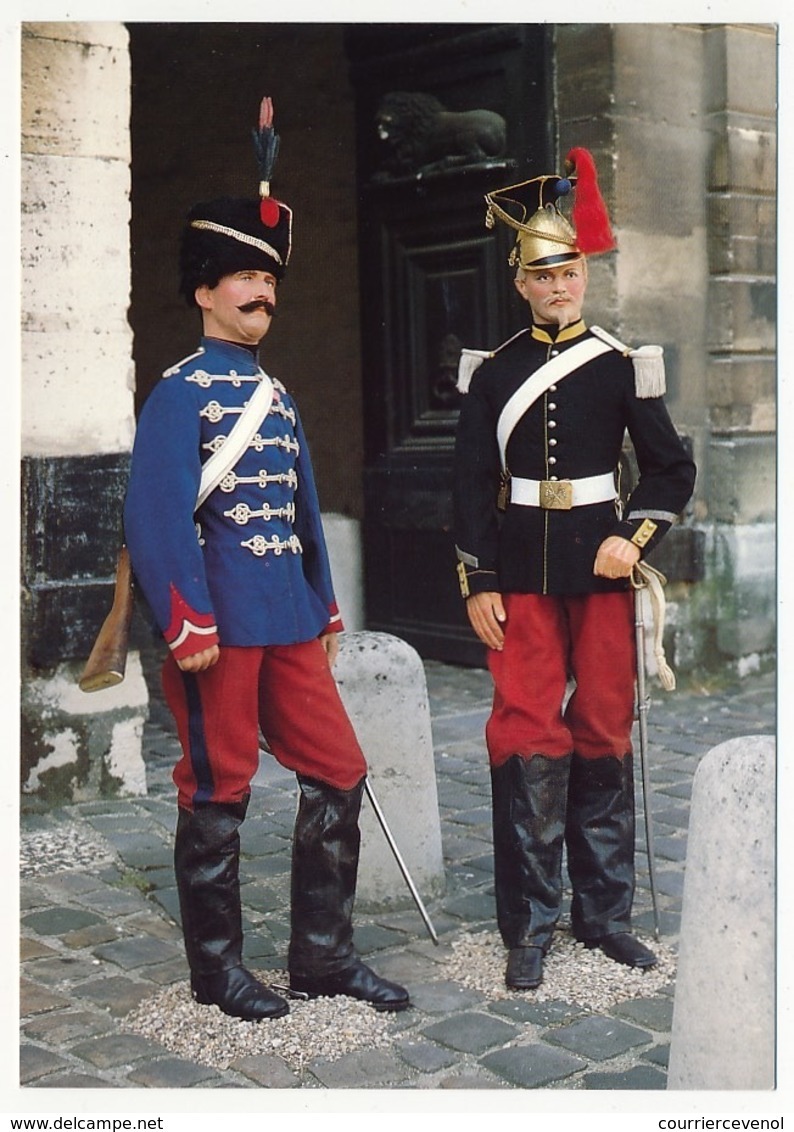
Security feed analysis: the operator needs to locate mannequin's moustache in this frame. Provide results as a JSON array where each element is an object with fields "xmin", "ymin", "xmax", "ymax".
[{"xmin": 238, "ymin": 299, "xmax": 276, "ymax": 316}]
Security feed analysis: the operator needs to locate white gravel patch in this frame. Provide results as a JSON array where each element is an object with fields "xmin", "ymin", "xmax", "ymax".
[
  {"xmin": 125, "ymin": 929, "xmax": 676, "ymax": 1074},
  {"xmin": 20, "ymin": 824, "xmax": 116, "ymax": 878},
  {"xmin": 447, "ymin": 928, "xmax": 676, "ymax": 1009},
  {"xmin": 125, "ymin": 972, "xmax": 397, "ymax": 1073}
]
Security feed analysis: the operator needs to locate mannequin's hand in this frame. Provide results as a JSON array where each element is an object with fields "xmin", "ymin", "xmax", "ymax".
[
  {"xmin": 593, "ymin": 536, "xmax": 640, "ymax": 579},
  {"xmin": 466, "ymin": 591, "xmax": 507, "ymax": 650}
]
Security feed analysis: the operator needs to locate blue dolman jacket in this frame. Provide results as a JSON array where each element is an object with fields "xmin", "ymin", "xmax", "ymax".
[{"xmin": 124, "ymin": 337, "xmax": 341, "ymax": 661}]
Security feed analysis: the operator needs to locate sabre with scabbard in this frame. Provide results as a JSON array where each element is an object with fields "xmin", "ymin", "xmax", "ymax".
[
  {"xmin": 271, "ymin": 774, "xmax": 439, "ymax": 1001},
  {"xmin": 631, "ymin": 560, "xmax": 676, "ymax": 942},
  {"xmin": 258, "ymin": 739, "xmax": 439, "ymax": 948},
  {"xmin": 363, "ymin": 776, "xmax": 439, "ymax": 945}
]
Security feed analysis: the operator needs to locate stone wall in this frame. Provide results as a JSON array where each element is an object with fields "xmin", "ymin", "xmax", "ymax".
[
  {"xmin": 21, "ymin": 23, "xmax": 148, "ymax": 803},
  {"xmin": 701, "ymin": 25, "xmax": 776, "ymax": 677},
  {"xmin": 554, "ymin": 23, "xmax": 776, "ymax": 677}
]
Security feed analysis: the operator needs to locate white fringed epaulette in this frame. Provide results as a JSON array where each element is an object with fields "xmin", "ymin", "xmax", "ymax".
[
  {"xmin": 590, "ymin": 325, "xmax": 666, "ymax": 398},
  {"xmin": 457, "ymin": 329, "xmax": 530, "ymax": 394},
  {"xmin": 457, "ymin": 349, "xmax": 493, "ymax": 393}
]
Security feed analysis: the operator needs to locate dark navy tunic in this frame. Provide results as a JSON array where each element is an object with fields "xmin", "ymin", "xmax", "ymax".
[{"xmin": 453, "ymin": 322, "xmax": 696, "ymax": 597}]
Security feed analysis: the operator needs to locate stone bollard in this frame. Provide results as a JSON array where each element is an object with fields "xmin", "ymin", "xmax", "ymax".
[
  {"xmin": 667, "ymin": 735, "xmax": 775, "ymax": 1090},
  {"xmin": 333, "ymin": 631, "xmax": 446, "ymax": 914},
  {"xmin": 322, "ymin": 513, "xmax": 364, "ymax": 632}
]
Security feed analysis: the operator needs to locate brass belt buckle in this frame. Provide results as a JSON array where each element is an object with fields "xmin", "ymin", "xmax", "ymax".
[{"xmin": 539, "ymin": 480, "xmax": 573, "ymax": 510}]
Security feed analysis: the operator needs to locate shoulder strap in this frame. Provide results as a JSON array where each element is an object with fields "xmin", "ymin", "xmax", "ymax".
[
  {"xmin": 195, "ymin": 370, "xmax": 275, "ymax": 509},
  {"xmin": 589, "ymin": 324, "xmax": 631, "ymax": 354},
  {"xmin": 496, "ymin": 337, "xmax": 611, "ymax": 468}
]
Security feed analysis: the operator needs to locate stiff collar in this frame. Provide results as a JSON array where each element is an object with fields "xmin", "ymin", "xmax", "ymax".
[
  {"xmin": 530, "ymin": 319, "xmax": 587, "ymax": 345},
  {"xmin": 201, "ymin": 336, "xmax": 261, "ymax": 365}
]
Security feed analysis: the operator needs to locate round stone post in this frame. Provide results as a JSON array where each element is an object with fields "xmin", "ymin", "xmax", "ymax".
[
  {"xmin": 667, "ymin": 735, "xmax": 775, "ymax": 1089},
  {"xmin": 322, "ymin": 513, "xmax": 364, "ymax": 632},
  {"xmin": 333, "ymin": 632, "xmax": 445, "ymax": 913}
]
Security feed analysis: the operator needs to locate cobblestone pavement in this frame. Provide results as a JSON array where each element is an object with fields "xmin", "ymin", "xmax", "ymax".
[{"xmin": 19, "ymin": 658, "xmax": 775, "ymax": 1093}]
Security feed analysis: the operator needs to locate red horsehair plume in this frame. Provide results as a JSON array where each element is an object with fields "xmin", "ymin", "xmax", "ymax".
[
  {"xmin": 565, "ymin": 147, "xmax": 616, "ymax": 256},
  {"xmin": 252, "ymin": 95, "xmax": 281, "ymax": 228}
]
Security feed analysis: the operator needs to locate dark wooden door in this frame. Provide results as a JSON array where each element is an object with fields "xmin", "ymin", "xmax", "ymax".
[{"xmin": 345, "ymin": 24, "xmax": 552, "ymax": 665}]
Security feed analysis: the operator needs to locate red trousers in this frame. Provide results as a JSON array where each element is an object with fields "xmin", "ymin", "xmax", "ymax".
[
  {"xmin": 486, "ymin": 591, "xmax": 636, "ymax": 767},
  {"xmin": 162, "ymin": 639, "xmax": 368, "ymax": 809}
]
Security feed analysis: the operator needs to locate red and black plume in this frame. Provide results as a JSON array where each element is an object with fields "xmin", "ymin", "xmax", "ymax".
[{"xmin": 252, "ymin": 95, "xmax": 281, "ymax": 228}]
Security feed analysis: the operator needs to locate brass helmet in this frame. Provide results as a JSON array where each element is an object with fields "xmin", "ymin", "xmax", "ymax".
[{"xmin": 485, "ymin": 147, "xmax": 615, "ymax": 270}]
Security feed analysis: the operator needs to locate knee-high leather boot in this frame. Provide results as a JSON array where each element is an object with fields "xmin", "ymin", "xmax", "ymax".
[
  {"xmin": 174, "ymin": 800, "xmax": 290, "ymax": 1020},
  {"xmin": 491, "ymin": 753, "xmax": 572, "ymax": 988},
  {"xmin": 288, "ymin": 775, "xmax": 409, "ymax": 1011},
  {"xmin": 565, "ymin": 753, "xmax": 656, "ymax": 968}
]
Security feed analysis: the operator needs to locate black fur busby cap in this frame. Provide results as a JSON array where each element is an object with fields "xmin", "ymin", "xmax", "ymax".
[{"xmin": 179, "ymin": 97, "xmax": 293, "ymax": 304}]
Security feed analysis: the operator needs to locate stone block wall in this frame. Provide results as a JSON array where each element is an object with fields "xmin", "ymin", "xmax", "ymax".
[
  {"xmin": 702, "ymin": 24, "xmax": 776, "ymax": 676},
  {"xmin": 554, "ymin": 22, "xmax": 776, "ymax": 678},
  {"xmin": 21, "ymin": 23, "xmax": 148, "ymax": 804},
  {"xmin": 21, "ymin": 22, "xmax": 135, "ymax": 458}
]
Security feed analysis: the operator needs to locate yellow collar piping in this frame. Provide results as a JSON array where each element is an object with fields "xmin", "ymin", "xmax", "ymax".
[{"xmin": 530, "ymin": 319, "xmax": 587, "ymax": 345}]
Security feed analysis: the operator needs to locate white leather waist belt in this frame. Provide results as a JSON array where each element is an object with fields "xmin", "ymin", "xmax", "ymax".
[{"xmin": 510, "ymin": 473, "xmax": 617, "ymax": 510}]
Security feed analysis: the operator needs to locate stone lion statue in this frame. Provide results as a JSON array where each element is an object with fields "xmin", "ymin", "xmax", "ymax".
[{"xmin": 374, "ymin": 91, "xmax": 507, "ymax": 178}]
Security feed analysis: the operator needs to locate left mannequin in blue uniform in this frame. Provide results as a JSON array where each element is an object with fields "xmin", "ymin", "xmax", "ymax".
[{"xmin": 124, "ymin": 98, "xmax": 409, "ymax": 1022}]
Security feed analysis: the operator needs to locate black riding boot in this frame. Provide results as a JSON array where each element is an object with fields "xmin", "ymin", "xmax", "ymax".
[
  {"xmin": 288, "ymin": 775, "xmax": 410, "ymax": 1011},
  {"xmin": 565, "ymin": 753, "xmax": 656, "ymax": 968},
  {"xmin": 174, "ymin": 800, "xmax": 290, "ymax": 1020},
  {"xmin": 491, "ymin": 753, "xmax": 572, "ymax": 989}
]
